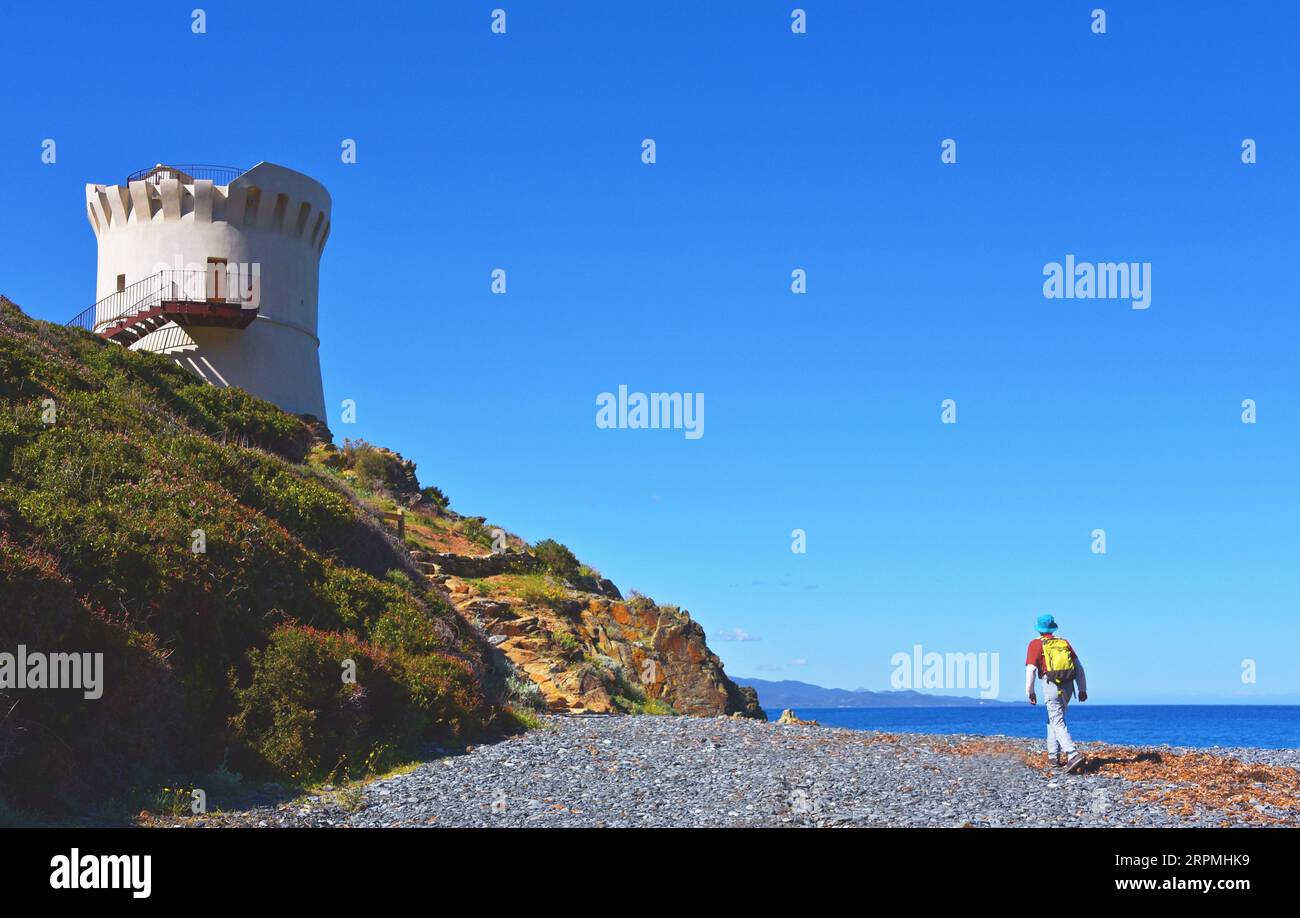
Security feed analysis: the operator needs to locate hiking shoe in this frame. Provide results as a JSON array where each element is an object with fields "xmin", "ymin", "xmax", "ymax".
[{"xmin": 1063, "ymin": 752, "xmax": 1085, "ymax": 774}]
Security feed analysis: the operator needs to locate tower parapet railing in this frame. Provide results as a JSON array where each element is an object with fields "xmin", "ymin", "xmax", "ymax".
[{"xmin": 124, "ymin": 164, "xmax": 248, "ymax": 186}]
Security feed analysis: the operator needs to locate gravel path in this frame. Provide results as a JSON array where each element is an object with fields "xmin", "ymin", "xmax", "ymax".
[{"xmin": 185, "ymin": 715, "xmax": 1300, "ymax": 828}]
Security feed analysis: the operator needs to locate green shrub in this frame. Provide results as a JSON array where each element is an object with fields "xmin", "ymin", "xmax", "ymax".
[
  {"xmin": 514, "ymin": 574, "xmax": 567, "ymax": 608},
  {"xmin": 393, "ymin": 650, "xmax": 482, "ymax": 736},
  {"xmin": 637, "ymin": 697, "xmax": 678, "ymax": 716},
  {"xmin": 531, "ymin": 538, "xmax": 581, "ymax": 581},
  {"xmin": 421, "ymin": 484, "xmax": 450, "ymax": 510},
  {"xmin": 174, "ymin": 383, "xmax": 312, "ymax": 462},
  {"xmin": 245, "ymin": 464, "xmax": 357, "ymax": 546},
  {"xmin": 384, "ymin": 568, "xmax": 414, "ymax": 590},
  {"xmin": 504, "ymin": 708, "xmax": 545, "ymax": 730},
  {"xmin": 370, "ymin": 599, "xmax": 444, "ymax": 655},
  {"xmin": 150, "ymin": 786, "xmax": 195, "ymax": 820},
  {"xmin": 198, "ymin": 761, "xmax": 244, "ymax": 806},
  {"xmin": 0, "ymin": 405, "xmax": 35, "ymax": 478},
  {"xmin": 230, "ymin": 625, "xmax": 405, "ymax": 781},
  {"xmin": 230, "ymin": 623, "xmax": 482, "ymax": 783},
  {"xmin": 340, "ymin": 438, "xmax": 412, "ymax": 495},
  {"xmin": 353, "ymin": 447, "xmax": 390, "ymax": 489},
  {"xmin": 459, "ymin": 517, "xmax": 495, "ymax": 550},
  {"xmin": 314, "ymin": 566, "xmax": 404, "ymax": 631},
  {"xmin": 506, "ymin": 674, "xmax": 546, "ymax": 712}
]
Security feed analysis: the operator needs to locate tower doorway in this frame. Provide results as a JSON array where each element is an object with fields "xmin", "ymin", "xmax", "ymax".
[{"xmin": 206, "ymin": 257, "xmax": 228, "ymax": 302}]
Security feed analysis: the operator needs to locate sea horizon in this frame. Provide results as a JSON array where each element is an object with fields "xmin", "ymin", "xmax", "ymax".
[{"xmin": 764, "ymin": 704, "xmax": 1300, "ymax": 750}]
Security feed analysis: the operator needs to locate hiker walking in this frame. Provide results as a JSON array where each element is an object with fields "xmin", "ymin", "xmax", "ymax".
[{"xmin": 1026, "ymin": 614, "xmax": 1087, "ymax": 773}]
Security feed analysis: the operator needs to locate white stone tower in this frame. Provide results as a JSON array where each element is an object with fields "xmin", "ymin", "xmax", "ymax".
[{"xmin": 80, "ymin": 162, "xmax": 331, "ymax": 420}]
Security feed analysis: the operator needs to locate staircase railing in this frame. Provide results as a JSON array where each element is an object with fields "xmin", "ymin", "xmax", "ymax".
[
  {"xmin": 66, "ymin": 269, "xmax": 255, "ymax": 335},
  {"xmin": 67, "ymin": 274, "xmax": 162, "ymax": 332}
]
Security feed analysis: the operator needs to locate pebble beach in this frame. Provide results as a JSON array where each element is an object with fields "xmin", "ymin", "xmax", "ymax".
[{"xmin": 180, "ymin": 715, "xmax": 1300, "ymax": 829}]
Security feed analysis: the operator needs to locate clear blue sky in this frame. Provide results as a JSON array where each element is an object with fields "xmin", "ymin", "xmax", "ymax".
[{"xmin": 2, "ymin": 2, "xmax": 1297, "ymax": 703}]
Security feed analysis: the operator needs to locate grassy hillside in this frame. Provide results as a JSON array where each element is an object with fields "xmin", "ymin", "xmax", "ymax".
[{"xmin": 0, "ymin": 298, "xmax": 506, "ymax": 819}]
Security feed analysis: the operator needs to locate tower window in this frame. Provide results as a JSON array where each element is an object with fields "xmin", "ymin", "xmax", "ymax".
[
  {"xmin": 244, "ymin": 186, "xmax": 261, "ymax": 224},
  {"xmin": 272, "ymin": 193, "xmax": 289, "ymax": 231}
]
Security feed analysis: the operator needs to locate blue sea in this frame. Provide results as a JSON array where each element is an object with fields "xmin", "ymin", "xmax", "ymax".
[{"xmin": 763, "ymin": 706, "xmax": 1300, "ymax": 750}]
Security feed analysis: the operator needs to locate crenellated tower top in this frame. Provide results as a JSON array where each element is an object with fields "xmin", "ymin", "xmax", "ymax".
[{"xmin": 85, "ymin": 161, "xmax": 332, "ymax": 256}]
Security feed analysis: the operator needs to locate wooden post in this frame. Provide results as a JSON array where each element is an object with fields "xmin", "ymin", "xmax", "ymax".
[{"xmin": 382, "ymin": 508, "xmax": 405, "ymax": 541}]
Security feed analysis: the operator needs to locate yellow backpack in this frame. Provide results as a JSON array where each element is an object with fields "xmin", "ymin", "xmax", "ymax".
[{"xmin": 1041, "ymin": 637, "xmax": 1075, "ymax": 685}]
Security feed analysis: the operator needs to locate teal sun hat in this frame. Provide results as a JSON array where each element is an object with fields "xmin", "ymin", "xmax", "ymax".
[{"xmin": 1036, "ymin": 614, "xmax": 1058, "ymax": 633}]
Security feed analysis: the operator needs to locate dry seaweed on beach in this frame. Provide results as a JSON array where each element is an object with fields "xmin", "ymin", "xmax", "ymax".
[
  {"xmin": 1079, "ymin": 745, "xmax": 1300, "ymax": 825},
  {"xmin": 936, "ymin": 736, "xmax": 1300, "ymax": 825}
]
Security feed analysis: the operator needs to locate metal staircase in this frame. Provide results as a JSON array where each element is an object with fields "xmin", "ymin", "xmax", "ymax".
[{"xmin": 67, "ymin": 269, "xmax": 258, "ymax": 344}]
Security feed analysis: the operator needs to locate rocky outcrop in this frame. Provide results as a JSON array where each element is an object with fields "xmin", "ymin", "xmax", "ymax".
[
  {"xmin": 776, "ymin": 709, "xmax": 819, "ymax": 726},
  {"xmin": 572, "ymin": 573, "xmax": 623, "ymax": 599},
  {"xmin": 727, "ymin": 683, "xmax": 765, "ymax": 720},
  {"xmin": 436, "ymin": 570, "xmax": 764, "ymax": 720}
]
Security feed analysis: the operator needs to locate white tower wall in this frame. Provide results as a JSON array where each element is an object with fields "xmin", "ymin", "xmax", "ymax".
[{"xmin": 85, "ymin": 162, "xmax": 331, "ymax": 420}]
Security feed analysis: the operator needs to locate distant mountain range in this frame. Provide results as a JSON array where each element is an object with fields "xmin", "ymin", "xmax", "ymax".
[{"xmin": 734, "ymin": 678, "xmax": 1017, "ymax": 709}]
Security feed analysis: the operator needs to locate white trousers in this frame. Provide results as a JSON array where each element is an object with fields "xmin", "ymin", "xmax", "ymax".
[{"xmin": 1045, "ymin": 679, "xmax": 1076, "ymax": 757}]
